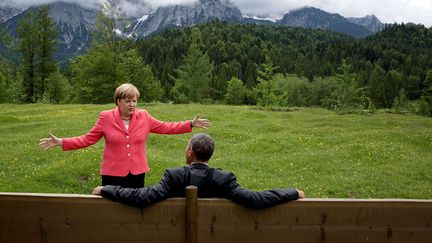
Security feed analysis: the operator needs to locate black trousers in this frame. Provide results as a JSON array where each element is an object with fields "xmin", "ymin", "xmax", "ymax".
[{"xmin": 102, "ymin": 172, "xmax": 145, "ymax": 188}]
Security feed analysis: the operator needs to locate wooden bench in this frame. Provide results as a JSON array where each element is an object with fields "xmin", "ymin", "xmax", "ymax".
[{"xmin": 1, "ymin": 188, "xmax": 431, "ymax": 243}]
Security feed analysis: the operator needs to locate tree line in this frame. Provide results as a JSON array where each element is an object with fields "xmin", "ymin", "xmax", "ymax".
[
  {"xmin": 136, "ymin": 21, "xmax": 432, "ymax": 115},
  {"xmin": 0, "ymin": 4, "xmax": 431, "ymax": 116}
]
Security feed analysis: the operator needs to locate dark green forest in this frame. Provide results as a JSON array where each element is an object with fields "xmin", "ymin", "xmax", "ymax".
[{"xmin": 1, "ymin": 5, "xmax": 432, "ymax": 116}]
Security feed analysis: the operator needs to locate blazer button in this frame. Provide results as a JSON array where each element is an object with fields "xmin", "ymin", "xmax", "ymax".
[
  {"xmin": 126, "ymin": 136, "xmax": 129, "ymax": 139},
  {"xmin": 127, "ymin": 144, "xmax": 130, "ymax": 147},
  {"xmin": 127, "ymin": 153, "xmax": 131, "ymax": 157}
]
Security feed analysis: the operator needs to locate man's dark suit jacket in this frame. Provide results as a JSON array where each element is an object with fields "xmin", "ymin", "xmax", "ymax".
[{"xmin": 101, "ymin": 163, "xmax": 299, "ymax": 210}]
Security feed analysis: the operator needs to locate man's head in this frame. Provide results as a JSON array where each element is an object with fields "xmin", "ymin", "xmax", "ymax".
[{"xmin": 185, "ymin": 133, "xmax": 215, "ymax": 164}]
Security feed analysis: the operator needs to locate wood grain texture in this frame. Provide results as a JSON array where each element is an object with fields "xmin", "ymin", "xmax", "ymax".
[{"xmin": 1, "ymin": 193, "xmax": 431, "ymax": 243}]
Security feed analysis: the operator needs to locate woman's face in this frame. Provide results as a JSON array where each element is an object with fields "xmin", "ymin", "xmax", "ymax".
[{"xmin": 117, "ymin": 96, "xmax": 137, "ymax": 117}]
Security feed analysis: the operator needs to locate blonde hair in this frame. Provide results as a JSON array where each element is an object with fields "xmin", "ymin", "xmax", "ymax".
[{"xmin": 113, "ymin": 83, "xmax": 140, "ymax": 105}]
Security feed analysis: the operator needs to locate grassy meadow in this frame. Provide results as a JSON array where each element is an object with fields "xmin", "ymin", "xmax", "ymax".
[{"xmin": 0, "ymin": 103, "xmax": 431, "ymax": 199}]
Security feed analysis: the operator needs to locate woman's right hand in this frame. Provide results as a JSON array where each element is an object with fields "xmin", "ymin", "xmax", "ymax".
[{"xmin": 39, "ymin": 132, "xmax": 62, "ymax": 149}]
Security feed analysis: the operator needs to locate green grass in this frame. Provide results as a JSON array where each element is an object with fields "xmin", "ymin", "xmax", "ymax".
[{"xmin": 0, "ymin": 103, "xmax": 431, "ymax": 199}]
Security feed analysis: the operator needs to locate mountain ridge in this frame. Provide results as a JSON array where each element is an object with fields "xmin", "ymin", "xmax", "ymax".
[
  {"xmin": 347, "ymin": 14, "xmax": 385, "ymax": 33},
  {"xmin": 125, "ymin": 0, "xmax": 242, "ymax": 38},
  {"xmin": 278, "ymin": 7, "xmax": 372, "ymax": 38},
  {"xmin": 0, "ymin": 1, "xmax": 386, "ymax": 60}
]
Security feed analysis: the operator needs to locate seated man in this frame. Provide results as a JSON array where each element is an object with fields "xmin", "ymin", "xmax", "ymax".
[{"xmin": 93, "ymin": 133, "xmax": 304, "ymax": 209}]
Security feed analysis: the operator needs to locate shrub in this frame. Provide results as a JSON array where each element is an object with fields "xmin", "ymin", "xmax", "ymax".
[{"xmin": 224, "ymin": 77, "xmax": 245, "ymax": 105}]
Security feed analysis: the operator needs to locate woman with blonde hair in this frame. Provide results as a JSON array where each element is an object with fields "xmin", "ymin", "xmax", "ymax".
[{"xmin": 39, "ymin": 83, "xmax": 210, "ymax": 188}]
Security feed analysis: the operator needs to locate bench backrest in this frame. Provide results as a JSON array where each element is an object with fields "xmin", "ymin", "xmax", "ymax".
[{"xmin": 1, "ymin": 192, "xmax": 431, "ymax": 243}]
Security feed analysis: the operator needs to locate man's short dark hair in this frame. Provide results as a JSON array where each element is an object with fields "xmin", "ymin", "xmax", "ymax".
[{"xmin": 189, "ymin": 133, "xmax": 215, "ymax": 161}]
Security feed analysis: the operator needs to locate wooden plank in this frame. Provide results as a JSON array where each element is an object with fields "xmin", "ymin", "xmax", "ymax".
[
  {"xmin": 1, "ymin": 193, "xmax": 432, "ymax": 243},
  {"xmin": 197, "ymin": 199, "xmax": 432, "ymax": 226},
  {"xmin": 0, "ymin": 194, "xmax": 186, "ymax": 243},
  {"xmin": 0, "ymin": 195, "xmax": 185, "ymax": 223},
  {"xmin": 198, "ymin": 225, "xmax": 432, "ymax": 243},
  {"xmin": 0, "ymin": 221, "xmax": 184, "ymax": 243}
]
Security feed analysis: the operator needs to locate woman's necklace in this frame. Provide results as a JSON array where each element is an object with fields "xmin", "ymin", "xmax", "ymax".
[{"xmin": 122, "ymin": 117, "xmax": 131, "ymax": 121}]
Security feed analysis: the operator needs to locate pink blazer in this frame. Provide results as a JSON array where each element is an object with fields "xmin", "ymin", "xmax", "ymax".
[{"xmin": 62, "ymin": 108, "xmax": 192, "ymax": 176}]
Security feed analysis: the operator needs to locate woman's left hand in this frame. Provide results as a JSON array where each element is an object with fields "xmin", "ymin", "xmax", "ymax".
[{"xmin": 191, "ymin": 114, "xmax": 211, "ymax": 129}]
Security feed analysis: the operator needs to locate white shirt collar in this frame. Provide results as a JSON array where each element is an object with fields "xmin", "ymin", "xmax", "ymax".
[{"xmin": 190, "ymin": 162, "xmax": 209, "ymax": 166}]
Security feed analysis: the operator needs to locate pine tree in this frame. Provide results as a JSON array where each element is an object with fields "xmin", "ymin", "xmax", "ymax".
[
  {"xmin": 120, "ymin": 49, "xmax": 163, "ymax": 102},
  {"xmin": 172, "ymin": 28, "xmax": 214, "ymax": 103},
  {"xmin": 70, "ymin": 1, "xmax": 163, "ymax": 104},
  {"xmin": 16, "ymin": 9, "xmax": 38, "ymax": 102},
  {"xmin": 0, "ymin": 70, "xmax": 6, "ymax": 103},
  {"xmin": 71, "ymin": 1, "xmax": 129, "ymax": 103},
  {"xmin": 368, "ymin": 64, "xmax": 386, "ymax": 108},
  {"xmin": 16, "ymin": 5, "xmax": 59, "ymax": 103},
  {"xmin": 0, "ymin": 26, "xmax": 10, "ymax": 103},
  {"xmin": 0, "ymin": 21, "xmax": 13, "ymax": 59},
  {"xmin": 254, "ymin": 55, "xmax": 278, "ymax": 107},
  {"xmin": 36, "ymin": 5, "xmax": 58, "ymax": 97},
  {"xmin": 424, "ymin": 69, "xmax": 432, "ymax": 88},
  {"xmin": 94, "ymin": 0, "xmax": 127, "ymax": 58},
  {"xmin": 384, "ymin": 70, "xmax": 403, "ymax": 108}
]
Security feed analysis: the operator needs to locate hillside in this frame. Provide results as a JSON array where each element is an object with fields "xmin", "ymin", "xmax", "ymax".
[{"xmin": 136, "ymin": 21, "xmax": 432, "ymax": 102}]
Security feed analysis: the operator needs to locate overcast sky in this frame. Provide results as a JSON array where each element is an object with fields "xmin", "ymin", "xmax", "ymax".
[
  {"xmin": 1, "ymin": 0, "xmax": 431, "ymax": 27},
  {"xmin": 235, "ymin": 0, "xmax": 432, "ymax": 27}
]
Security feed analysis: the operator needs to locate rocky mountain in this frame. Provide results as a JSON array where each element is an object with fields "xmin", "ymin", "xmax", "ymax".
[
  {"xmin": 1, "ymin": 1, "xmax": 387, "ymax": 61},
  {"xmin": 47, "ymin": 2, "xmax": 98, "ymax": 59},
  {"xmin": 279, "ymin": 7, "xmax": 371, "ymax": 38},
  {"xmin": 347, "ymin": 14, "xmax": 385, "ymax": 33},
  {"xmin": 1, "ymin": 0, "xmax": 243, "ymax": 58},
  {"xmin": 108, "ymin": 0, "xmax": 153, "ymax": 20},
  {"xmin": 0, "ymin": 5, "xmax": 22, "ymax": 22},
  {"xmin": 2, "ymin": 2, "xmax": 98, "ymax": 60},
  {"xmin": 125, "ymin": 0, "xmax": 242, "ymax": 38}
]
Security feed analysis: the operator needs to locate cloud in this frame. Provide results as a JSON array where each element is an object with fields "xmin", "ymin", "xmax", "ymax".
[
  {"xmin": 0, "ymin": 0, "xmax": 198, "ymax": 10},
  {"xmin": 0, "ymin": 0, "xmax": 199, "ymax": 18},
  {"xmin": 231, "ymin": 0, "xmax": 432, "ymax": 26},
  {"xmin": 146, "ymin": 0, "xmax": 197, "ymax": 8},
  {"xmin": 120, "ymin": 0, "xmax": 198, "ymax": 17},
  {"xmin": 1, "ymin": 0, "xmax": 431, "ymax": 26},
  {"xmin": 0, "ymin": 0, "xmax": 101, "ymax": 9}
]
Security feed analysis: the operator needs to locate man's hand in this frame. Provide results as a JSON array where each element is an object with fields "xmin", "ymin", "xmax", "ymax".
[
  {"xmin": 39, "ymin": 132, "xmax": 62, "ymax": 149},
  {"xmin": 297, "ymin": 189, "xmax": 305, "ymax": 198},
  {"xmin": 191, "ymin": 114, "xmax": 211, "ymax": 129},
  {"xmin": 92, "ymin": 186, "xmax": 103, "ymax": 195}
]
